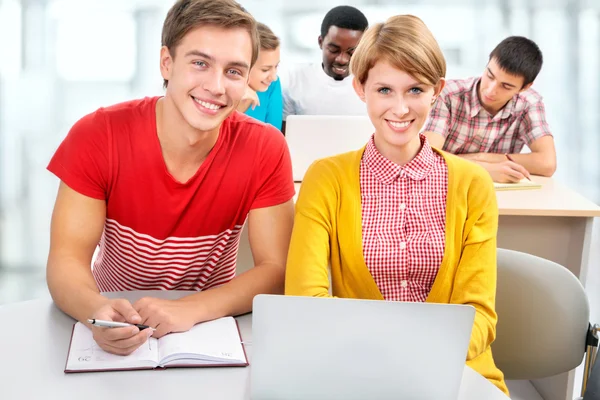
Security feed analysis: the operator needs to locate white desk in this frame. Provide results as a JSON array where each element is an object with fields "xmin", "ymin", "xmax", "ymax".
[
  {"xmin": 495, "ymin": 176, "xmax": 600, "ymax": 284},
  {"xmin": 495, "ymin": 177, "xmax": 600, "ymax": 400},
  {"xmin": 0, "ymin": 291, "xmax": 509, "ymax": 400}
]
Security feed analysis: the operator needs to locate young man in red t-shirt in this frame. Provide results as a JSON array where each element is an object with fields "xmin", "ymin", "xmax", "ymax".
[{"xmin": 46, "ymin": 0, "xmax": 295, "ymax": 355}]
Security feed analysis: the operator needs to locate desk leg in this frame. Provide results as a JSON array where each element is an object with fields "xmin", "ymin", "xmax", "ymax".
[
  {"xmin": 497, "ymin": 216, "xmax": 593, "ymax": 284},
  {"xmin": 498, "ymin": 215, "xmax": 595, "ymax": 400}
]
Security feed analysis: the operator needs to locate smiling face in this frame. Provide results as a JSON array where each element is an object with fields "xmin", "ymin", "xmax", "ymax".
[
  {"xmin": 248, "ymin": 47, "xmax": 280, "ymax": 92},
  {"xmin": 478, "ymin": 57, "xmax": 530, "ymax": 115},
  {"xmin": 354, "ymin": 60, "xmax": 443, "ymax": 163},
  {"xmin": 319, "ymin": 26, "xmax": 363, "ymax": 80},
  {"xmin": 160, "ymin": 25, "xmax": 252, "ymax": 134}
]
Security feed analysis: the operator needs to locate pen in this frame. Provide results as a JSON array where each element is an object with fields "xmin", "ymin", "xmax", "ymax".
[
  {"xmin": 87, "ymin": 319, "xmax": 156, "ymax": 331},
  {"xmin": 504, "ymin": 154, "xmax": 532, "ymax": 181}
]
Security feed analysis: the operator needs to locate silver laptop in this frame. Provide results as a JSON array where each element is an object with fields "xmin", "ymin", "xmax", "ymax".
[
  {"xmin": 251, "ymin": 295, "xmax": 475, "ymax": 400},
  {"xmin": 285, "ymin": 115, "xmax": 374, "ymax": 181}
]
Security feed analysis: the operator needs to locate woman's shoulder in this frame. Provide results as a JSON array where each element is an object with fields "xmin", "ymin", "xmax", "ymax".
[
  {"xmin": 296, "ymin": 149, "xmax": 363, "ymax": 213},
  {"xmin": 305, "ymin": 148, "xmax": 363, "ymax": 181}
]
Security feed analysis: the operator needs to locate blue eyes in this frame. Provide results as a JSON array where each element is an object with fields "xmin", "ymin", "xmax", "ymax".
[
  {"xmin": 193, "ymin": 61, "xmax": 242, "ymax": 76},
  {"xmin": 377, "ymin": 87, "xmax": 424, "ymax": 95}
]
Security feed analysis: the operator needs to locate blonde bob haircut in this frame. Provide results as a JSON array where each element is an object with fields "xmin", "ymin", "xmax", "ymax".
[{"xmin": 350, "ymin": 15, "xmax": 446, "ymax": 87}]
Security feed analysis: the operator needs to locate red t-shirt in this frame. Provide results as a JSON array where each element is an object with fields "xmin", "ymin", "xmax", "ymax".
[{"xmin": 47, "ymin": 96, "xmax": 294, "ymax": 291}]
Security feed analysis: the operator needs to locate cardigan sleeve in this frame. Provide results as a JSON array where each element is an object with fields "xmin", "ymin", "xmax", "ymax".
[
  {"xmin": 451, "ymin": 170, "xmax": 500, "ymax": 361},
  {"xmin": 285, "ymin": 160, "xmax": 336, "ymax": 297}
]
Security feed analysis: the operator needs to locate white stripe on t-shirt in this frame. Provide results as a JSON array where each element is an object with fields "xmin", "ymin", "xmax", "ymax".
[{"xmin": 93, "ymin": 218, "xmax": 242, "ymax": 291}]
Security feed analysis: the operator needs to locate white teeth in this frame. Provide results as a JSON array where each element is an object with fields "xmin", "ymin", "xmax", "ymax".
[
  {"xmin": 193, "ymin": 97, "xmax": 221, "ymax": 110},
  {"xmin": 389, "ymin": 120, "xmax": 411, "ymax": 128}
]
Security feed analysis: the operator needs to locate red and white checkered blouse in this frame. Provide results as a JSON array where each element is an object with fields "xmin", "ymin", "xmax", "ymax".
[{"xmin": 360, "ymin": 135, "xmax": 448, "ymax": 302}]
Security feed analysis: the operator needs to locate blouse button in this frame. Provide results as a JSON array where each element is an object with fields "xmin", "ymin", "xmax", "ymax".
[{"xmin": 400, "ymin": 280, "xmax": 408, "ymax": 288}]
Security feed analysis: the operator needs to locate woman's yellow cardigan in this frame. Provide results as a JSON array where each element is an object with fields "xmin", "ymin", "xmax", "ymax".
[{"xmin": 285, "ymin": 147, "xmax": 508, "ymax": 395}]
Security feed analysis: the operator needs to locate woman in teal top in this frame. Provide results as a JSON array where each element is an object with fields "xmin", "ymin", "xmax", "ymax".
[{"xmin": 237, "ymin": 23, "xmax": 283, "ymax": 131}]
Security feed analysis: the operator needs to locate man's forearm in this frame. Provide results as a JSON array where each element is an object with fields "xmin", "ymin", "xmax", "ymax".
[
  {"xmin": 501, "ymin": 152, "xmax": 556, "ymax": 176},
  {"xmin": 458, "ymin": 152, "xmax": 555, "ymax": 176},
  {"xmin": 178, "ymin": 262, "xmax": 285, "ymax": 323},
  {"xmin": 47, "ymin": 256, "xmax": 108, "ymax": 323}
]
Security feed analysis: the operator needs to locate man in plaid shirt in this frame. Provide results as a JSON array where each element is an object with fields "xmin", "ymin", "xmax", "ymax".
[{"xmin": 422, "ymin": 36, "xmax": 556, "ymax": 183}]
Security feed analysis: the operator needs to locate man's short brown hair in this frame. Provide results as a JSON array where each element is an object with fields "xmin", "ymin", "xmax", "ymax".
[{"xmin": 161, "ymin": 0, "xmax": 260, "ymax": 87}]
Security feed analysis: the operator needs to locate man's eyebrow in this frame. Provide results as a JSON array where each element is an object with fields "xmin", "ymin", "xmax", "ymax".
[
  {"xmin": 488, "ymin": 68, "xmax": 517, "ymax": 88},
  {"xmin": 184, "ymin": 50, "xmax": 249, "ymax": 71},
  {"xmin": 228, "ymin": 61, "xmax": 250, "ymax": 71},
  {"xmin": 327, "ymin": 43, "xmax": 341, "ymax": 49},
  {"xmin": 185, "ymin": 50, "xmax": 213, "ymax": 60}
]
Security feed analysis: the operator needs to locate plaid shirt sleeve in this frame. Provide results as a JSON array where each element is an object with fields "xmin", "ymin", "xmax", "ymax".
[
  {"xmin": 519, "ymin": 101, "xmax": 553, "ymax": 145},
  {"xmin": 422, "ymin": 95, "xmax": 451, "ymax": 138}
]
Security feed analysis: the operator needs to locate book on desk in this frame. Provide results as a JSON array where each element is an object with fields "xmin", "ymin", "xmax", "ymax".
[
  {"xmin": 64, "ymin": 317, "xmax": 248, "ymax": 373},
  {"xmin": 494, "ymin": 178, "xmax": 542, "ymax": 191}
]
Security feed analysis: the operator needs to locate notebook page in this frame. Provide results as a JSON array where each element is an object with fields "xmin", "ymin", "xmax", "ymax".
[
  {"xmin": 494, "ymin": 178, "xmax": 541, "ymax": 191},
  {"xmin": 65, "ymin": 322, "xmax": 158, "ymax": 371},
  {"xmin": 158, "ymin": 317, "xmax": 246, "ymax": 366}
]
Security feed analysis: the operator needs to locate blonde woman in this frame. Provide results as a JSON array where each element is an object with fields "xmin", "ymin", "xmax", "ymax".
[
  {"xmin": 237, "ymin": 22, "xmax": 283, "ymax": 130},
  {"xmin": 285, "ymin": 15, "xmax": 508, "ymax": 394}
]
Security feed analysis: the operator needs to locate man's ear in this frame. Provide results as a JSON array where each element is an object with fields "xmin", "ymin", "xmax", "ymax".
[
  {"xmin": 520, "ymin": 82, "xmax": 533, "ymax": 93},
  {"xmin": 352, "ymin": 77, "xmax": 366, "ymax": 103},
  {"xmin": 318, "ymin": 36, "xmax": 323, "ymax": 50},
  {"xmin": 160, "ymin": 46, "xmax": 173, "ymax": 82}
]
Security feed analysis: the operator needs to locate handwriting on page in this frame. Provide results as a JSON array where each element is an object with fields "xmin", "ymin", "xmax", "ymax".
[{"xmin": 75, "ymin": 340, "xmax": 153, "ymax": 363}]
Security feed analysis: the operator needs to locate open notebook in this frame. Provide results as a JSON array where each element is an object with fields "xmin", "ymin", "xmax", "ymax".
[
  {"xmin": 65, "ymin": 317, "xmax": 248, "ymax": 373},
  {"xmin": 494, "ymin": 178, "xmax": 542, "ymax": 191}
]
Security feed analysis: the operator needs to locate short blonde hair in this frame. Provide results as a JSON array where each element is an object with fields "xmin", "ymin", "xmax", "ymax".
[
  {"xmin": 257, "ymin": 22, "xmax": 280, "ymax": 51},
  {"xmin": 350, "ymin": 15, "xmax": 446, "ymax": 86}
]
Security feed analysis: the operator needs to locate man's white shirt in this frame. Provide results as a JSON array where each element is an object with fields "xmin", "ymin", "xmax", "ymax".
[{"xmin": 281, "ymin": 63, "xmax": 367, "ymax": 119}]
